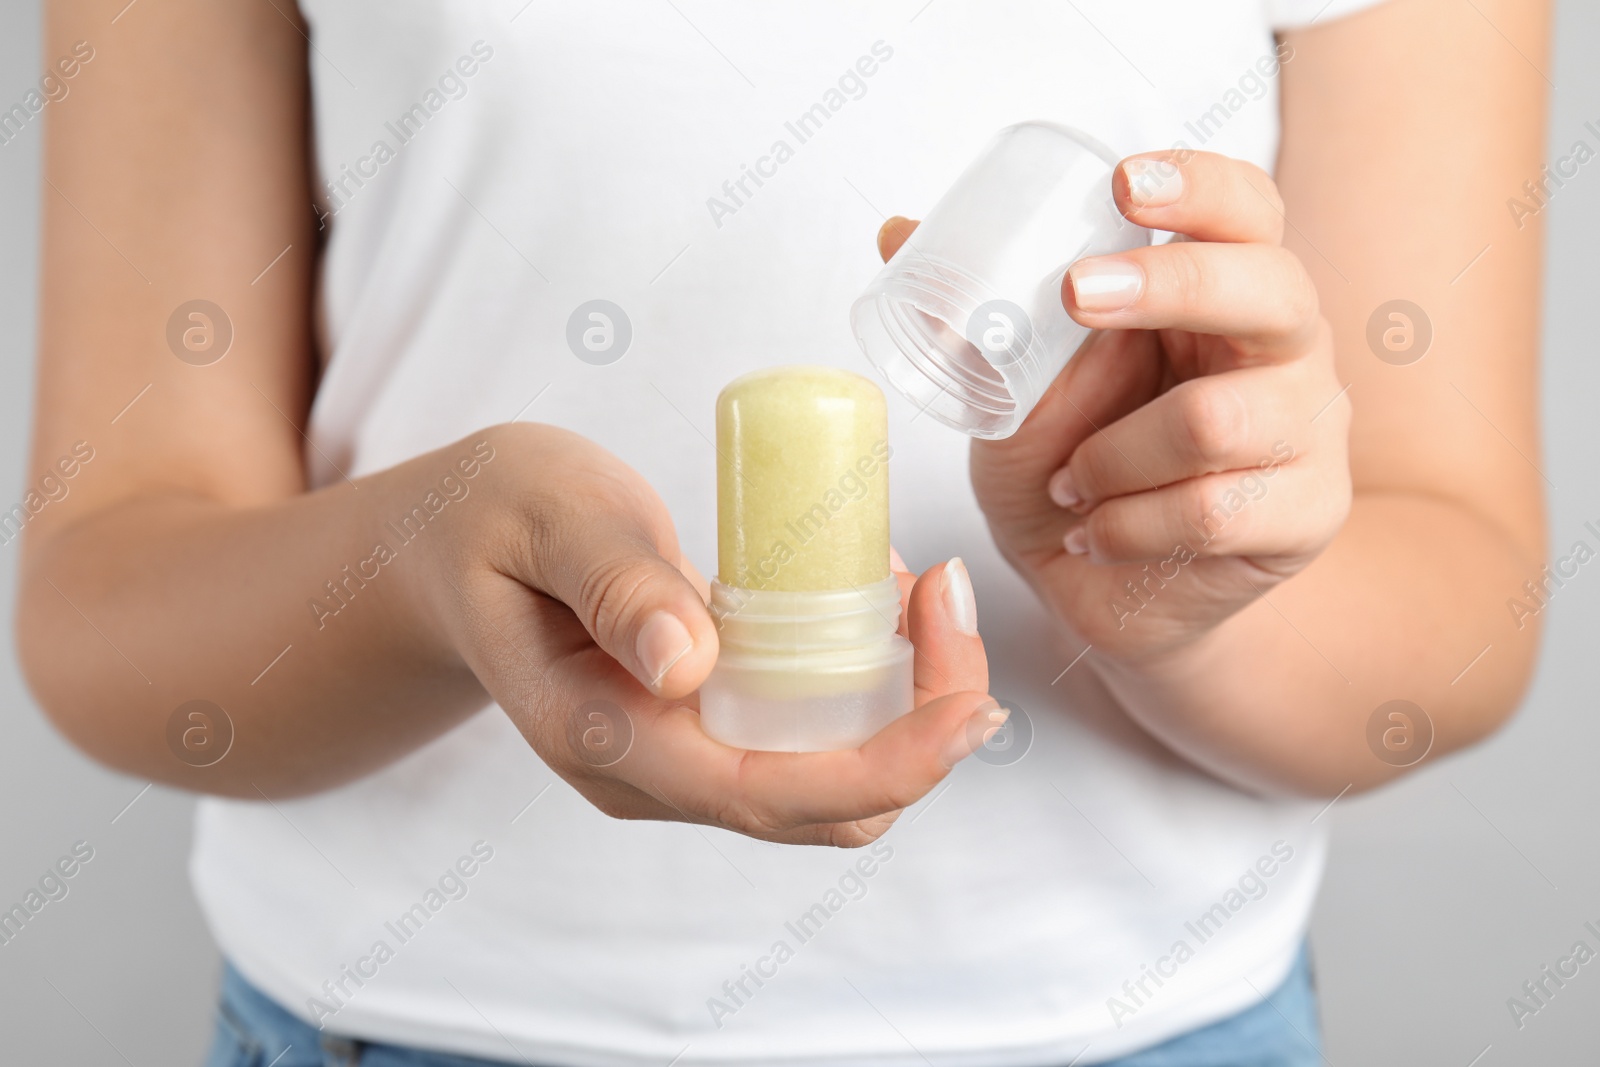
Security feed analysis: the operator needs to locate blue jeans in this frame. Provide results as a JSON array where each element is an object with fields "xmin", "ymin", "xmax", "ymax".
[
  {"xmin": 1097, "ymin": 946, "xmax": 1323, "ymax": 1066},
  {"xmin": 203, "ymin": 947, "xmax": 1320, "ymax": 1067}
]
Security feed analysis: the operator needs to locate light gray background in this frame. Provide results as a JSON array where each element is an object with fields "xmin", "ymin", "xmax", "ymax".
[{"xmin": 1, "ymin": 3, "xmax": 1595, "ymax": 1065}]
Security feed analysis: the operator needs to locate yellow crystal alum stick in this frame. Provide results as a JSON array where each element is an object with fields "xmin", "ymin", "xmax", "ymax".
[
  {"xmin": 700, "ymin": 366, "xmax": 914, "ymax": 752},
  {"xmin": 718, "ymin": 366, "xmax": 891, "ymax": 592}
]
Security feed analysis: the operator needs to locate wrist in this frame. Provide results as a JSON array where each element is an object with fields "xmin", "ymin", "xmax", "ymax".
[{"xmin": 378, "ymin": 430, "xmax": 512, "ymax": 670}]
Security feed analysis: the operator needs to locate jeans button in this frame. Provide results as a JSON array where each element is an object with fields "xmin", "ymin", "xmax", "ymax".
[{"xmin": 320, "ymin": 1034, "xmax": 363, "ymax": 1066}]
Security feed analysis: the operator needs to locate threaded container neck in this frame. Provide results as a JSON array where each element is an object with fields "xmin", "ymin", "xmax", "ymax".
[{"xmin": 710, "ymin": 575, "xmax": 903, "ymax": 658}]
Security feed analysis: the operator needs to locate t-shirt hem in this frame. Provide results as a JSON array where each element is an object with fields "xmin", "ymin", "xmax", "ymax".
[{"xmin": 208, "ymin": 936, "xmax": 1304, "ymax": 1067}]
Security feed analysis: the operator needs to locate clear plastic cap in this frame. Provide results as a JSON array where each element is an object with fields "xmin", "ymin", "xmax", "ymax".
[{"xmin": 852, "ymin": 122, "xmax": 1151, "ymax": 439}]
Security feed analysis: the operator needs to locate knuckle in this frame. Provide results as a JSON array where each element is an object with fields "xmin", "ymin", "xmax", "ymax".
[
  {"xmin": 1084, "ymin": 505, "xmax": 1130, "ymax": 561},
  {"xmin": 1321, "ymin": 469, "xmax": 1354, "ymax": 532},
  {"xmin": 521, "ymin": 481, "xmax": 609, "ymax": 580},
  {"xmin": 1238, "ymin": 163, "xmax": 1286, "ymax": 240},
  {"xmin": 1175, "ymin": 382, "xmax": 1248, "ymax": 467},
  {"xmin": 698, "ymin": 790, "xmax": 762, "ymax": 835},
  {"xmin": 875, "ymin": 776, "xmax": 929, "ymax": 815},
  {"xmin": 574, "ymin": 550, "xmax": 660, "ymax": 648},
  {"xmin": 821, "ymin": 821, "xmax": 884, "ymax": 849},
  {"xmin": 1086, "ymin": 499, "xmax": 1175, "ymax": 564},
  {"xmin": 1159, "ymin": 245, "xmax": 1214, "ymax": 304},
  {"xmin": 712, "ymin": 802, "xmax": 771, "ymax": 837},
  {"xmin": 569, "ymin": 773, "xmax": 649, "ymax": 823},
  {"xmin": 1279, "ymin": 493, "xmax": 1344, "ymax": 560},
  {"xmin": 1243, "ymin": 162, "xmax": 1282, "ymax": 202},
  {"xmin": 1270, "ymin": 249, "xmax": 1321, "ymax": 332},
  {"xmin": 1069, "ymin": 438, "xmax": 1113, "ymax": 501},
  {"xmin": 1248, "ymin": 163, "xmax": 1286, "ymax": 206},
  {"xmin": 520, "ymin": 490, "xmax": 566, "ymax": 578},
  {"xmin": 1182, "ymin": 480, "xmax": 1239, "ymax": 554},
  {"xmin": 734, "ymin": 804, "xmax": 792, "ymax": 839},
  {"xmin": 588, "ymin": 792, "xmax": 638, "ymax": 822},
  {"xmin": 475, "ymin": 420, "xmax": 536, "ymax": 458},
  {"xmin": 716, "ymin": 755, "xmax": 798, "ymax": 837}
]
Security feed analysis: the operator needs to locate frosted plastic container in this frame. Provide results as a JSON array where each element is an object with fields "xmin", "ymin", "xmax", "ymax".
[
  {"xmin": 852, "ymin": 121, "xmax": 1151, "ymax": 439},
  {"xmin": 700, "ymin": 576, "xmax": 913, "ymax": 752}
]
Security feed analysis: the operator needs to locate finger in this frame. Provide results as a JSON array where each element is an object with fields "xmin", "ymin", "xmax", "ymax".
[
  {"xmin": 1050, "ymin": 366, "xmax": 1313, "ymax": 510},
  {"xmin": 1113, "ymin": 151, "xmax": 1286, "ymax": 245},
  {"xmin": 908, "ymin": 559, "xmax": 988, "ymax": 704},
  {"xmin": 877, "ymin": 216, "xmax": 920, "ymax": 262},
  {"xmin": 492, "ymin": 574, "xmax": 996, "ymax": 844},
  {"xmin": 973, "ymin": 328, "xmax": 1164, "ymax": 505},
  {"xmin": 890, "ymin": 545, "xmax": 915, "ymax": 639},
  {"xmin": 453, "ymin": 578, "xmax": 854, "ymax": 845},
  {"xmin": 530, "ymin": 498, "xmax": 719, "ymax": 700},
  {"xmin": 617, "ymin": 688, "xmax": 1001, "ymax": 835},
  {"xmin": 444, "ymin": 572, "xmax": 687, "ymax": 822},
  {"xmin": 1064, "ymin": 242, "xmax": 1322, "ymax": 357},
  {"xmin": 1068, "ymin": 461, "xmax": 1350, "ymax": 565}
]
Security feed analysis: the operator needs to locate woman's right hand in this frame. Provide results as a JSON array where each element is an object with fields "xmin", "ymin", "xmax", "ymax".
[{"xmin": 409, "ymin": 422, "xmax": 997, "ymax": 847}]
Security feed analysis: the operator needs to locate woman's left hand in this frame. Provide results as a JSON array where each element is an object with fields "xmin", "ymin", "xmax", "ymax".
[{"xmin": 879, "ymin": 150, "xmax": 1353, "ymax": 664}]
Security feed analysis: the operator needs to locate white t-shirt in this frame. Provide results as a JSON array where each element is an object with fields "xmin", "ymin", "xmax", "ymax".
[{"xmin": 193, "ymin": 3, "xmax": 1386, "ymax": 1064}]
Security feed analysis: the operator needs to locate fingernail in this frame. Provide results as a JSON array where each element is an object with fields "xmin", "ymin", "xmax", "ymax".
[
  {"xmin": 941, "ymin": 700, "xmax": 1010, "ymax": 769},
  {"xmin": 637, "ymin": 612, "xmax": 694, "ymax": 690},
  {"xmin": 941, "ymin": 557, "xmax": 978, "ymax": 636},
  {"xmin": 1064, "ymin": 526, "xmax": 1089, "ymax": 556},
  {"xmin": 1048, "ymin": 467, "xmax": 1081, "ymax": 510},
  {"xmin": 1123, "ymin": 158, "xmax": 1184, "ymax": 207},
  {"xmin": 889, "ymin": 546, "xmax": 910, "ymax": 574},
  {"xmin": 1069, "ymin": 259, "xmax": 1143, "ymax": 312}
]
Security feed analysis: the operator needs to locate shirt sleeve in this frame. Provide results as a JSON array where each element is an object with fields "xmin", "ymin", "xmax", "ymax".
[{"xmin": 1266, "ymin": 0, "xmax": 1391, "ymax": 30}]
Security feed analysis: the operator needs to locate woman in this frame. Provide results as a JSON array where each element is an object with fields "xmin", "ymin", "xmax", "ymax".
[{"xmin": 20, "ymin": 0, "xmax": 1547, "ymax": 1063}]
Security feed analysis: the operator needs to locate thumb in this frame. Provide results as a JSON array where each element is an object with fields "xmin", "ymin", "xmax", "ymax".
[{"xmin": 534, "ymin": 506, "xmax": 718, "ymax": 701}]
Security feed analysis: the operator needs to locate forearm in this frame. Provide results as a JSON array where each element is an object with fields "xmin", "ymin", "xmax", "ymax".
[
  {"xmin": 15, "ymin": 438, "xmax": 496, "ymax": 798},
  {"xmin": 1088, "ymin": 492, "xmax": 1543, "ymax": 796}
]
